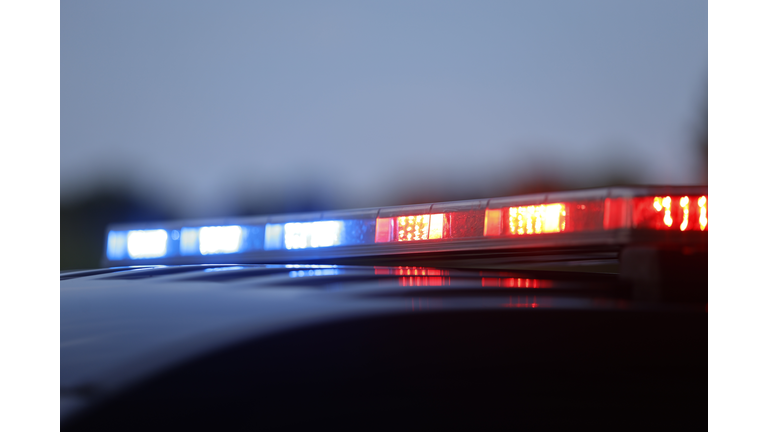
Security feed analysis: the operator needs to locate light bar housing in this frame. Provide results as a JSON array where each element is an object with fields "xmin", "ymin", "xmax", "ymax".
[{"xmin": 103, "ymin": 186, "xmax": 707, "ymax": 267}]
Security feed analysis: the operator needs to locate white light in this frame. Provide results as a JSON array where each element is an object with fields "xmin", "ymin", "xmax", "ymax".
[
  {"xmin": 127, "ymin": 230, "xmax": 168, "ymax": 259},
  {"xmin": 284, "ymin": 221, "xmax": 343, "ymax": 250},
  {"xmin": 311, "ymin": 221, "xmax": 343, "ymax": 248},
  {"xmin": 199, "ymin": 226, "xmax": 243, "ymax": 255},
  {"xmin": 284, "ymin": 223, "xmax": 311, "ymax": 249}
]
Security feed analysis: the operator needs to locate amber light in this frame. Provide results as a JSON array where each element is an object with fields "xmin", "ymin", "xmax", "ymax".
[
  {"xmin": 375, "ymin": 214, "xmax": 445, "ymax": 243},
  {"xmin": 396, "ymin": 214, "xmax": 444, "ymax": 242},
  {"xmin": 508, "ymin": 204, "xmax": 565, "ymax": 235}
]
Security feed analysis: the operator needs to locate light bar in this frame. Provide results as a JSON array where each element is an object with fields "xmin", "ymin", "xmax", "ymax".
[{"xmin": 103, "ymin": 186, "xmax": 707, "ymax": 266}]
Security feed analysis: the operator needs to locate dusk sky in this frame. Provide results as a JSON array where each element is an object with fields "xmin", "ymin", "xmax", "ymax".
[{"xmin": 61, "ymin": 1, "xmax": 707, "ymax": 217}]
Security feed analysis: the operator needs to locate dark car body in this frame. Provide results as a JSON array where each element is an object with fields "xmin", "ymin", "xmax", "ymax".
[{"xmin": 61, "ymin": 262, "xmax": 706, "ymax": 430}]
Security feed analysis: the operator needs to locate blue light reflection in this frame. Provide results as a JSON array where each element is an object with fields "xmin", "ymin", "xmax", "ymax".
[{"xmin": 288, "ymin": 269, "xmax": 341, "ymax": 278}]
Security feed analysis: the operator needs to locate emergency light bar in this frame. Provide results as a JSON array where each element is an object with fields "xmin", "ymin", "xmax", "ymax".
[{"xmin": 103, "ymin": 186, "xmax": 707, "ymax": 267}]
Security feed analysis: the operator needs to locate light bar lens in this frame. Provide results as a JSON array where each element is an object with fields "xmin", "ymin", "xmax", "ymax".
[
  {"xmin": 508, "ymin": 204, "xmax": 565, "ymax": 235},
  {"xmin": 284, "ymin": 221, "xmax": 343, "ymax": 249},
  {"xmin": 105, "ymin": 188, "xmax": 707, "ymax": 264},
  {"xmin": 127, "ymin": 229, "xmax": 168, "ymax": 259},
  {"xmin": 395, "ymin": 214, "xmax": 444, "ymax": 242},
  {"xmin": 199, "ymin": 226, "xmax": 243, "ymax": 255},
  {"xmin": 632, "ymin": 195, "xmax": 708, "ymax": 231}
]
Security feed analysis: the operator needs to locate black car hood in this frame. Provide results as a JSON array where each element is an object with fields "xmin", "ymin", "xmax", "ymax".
[{"xmin": 60, "ymin": 264, "xmax": 646, "ymax": 419}]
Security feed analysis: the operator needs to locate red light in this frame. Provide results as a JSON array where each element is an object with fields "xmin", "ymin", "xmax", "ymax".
[
  {"xmin": 632, "ymin": 195, "xmax": 708, "ymax": 231},
  {"xmin": 484, "ymin": 193, "xmax": 708, "ymax": 238},
  {"xmin": 680, "ymin": 196, "xmax": 690, "ymax": 231},
  {"xmin": 500, "ymin": 296, "xmax": 540, "ymax": 308},
  {"xmin": 377, "ymin": 267, "xmax": 446, "ymax": 276},
  {"xmin": 399, "ymin": 276, "xmax": 447, "ymax": 286},
  {"xmin": 482, "ymin": 277, "xmax": 551, "ymax": 288},
  {"xmin": 375, "ymin": 190, "xmax": 708, "ymax": 245},
  {"xmin": 603, "ymin": 198, "xmax": 629, "ymax": 229}
]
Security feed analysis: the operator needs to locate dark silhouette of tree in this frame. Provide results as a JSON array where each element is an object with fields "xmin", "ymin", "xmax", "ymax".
[{"xmin": 60, "ymin": 190, "xmax": 173, "ymax": 270}]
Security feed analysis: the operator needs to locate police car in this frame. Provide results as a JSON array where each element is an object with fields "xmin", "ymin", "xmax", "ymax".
[{"xmin": 61, "ymin": 186, "xmax": 707, "ymax": 430}]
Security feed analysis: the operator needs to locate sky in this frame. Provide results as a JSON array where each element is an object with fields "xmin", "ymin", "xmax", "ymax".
[{"xmin": 61, "ymin": 0, "xmax": 707, "ymax": 217}]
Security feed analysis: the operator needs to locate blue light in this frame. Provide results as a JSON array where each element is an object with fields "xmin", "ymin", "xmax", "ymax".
[
  {"xmin": 126, "ymin": 229, "xmax": 168, "ymax": 259},
  {"xmin": 288, "ymin": 269, "xmax": 340, "ymax": 278},
  {"xmin": 106, "ymin": 218, "xmax": 374, "ymax": 262},
  {"xmin": 106, "ymin": 231, "xmax": 127, "ymax": 260}
]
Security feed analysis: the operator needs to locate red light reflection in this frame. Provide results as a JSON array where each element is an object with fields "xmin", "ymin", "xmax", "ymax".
[
  {"xmin": 481, "ymin": 277, "xmax": 551, "ymax": 288},
  {"xmin": 376, "ymin": 266, "xmax": 446, "ymax": 276},
  {"xmin": 399, "ymin": 276, "xmax": 448, "ymax": 287},
  {"xmin": 500, "ymin": 296, "xmax": 540, "ymax": 308}
]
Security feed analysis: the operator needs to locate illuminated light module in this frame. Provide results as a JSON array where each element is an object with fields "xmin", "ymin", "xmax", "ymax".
[
  {"xmin": 199, "ymin": 226, "xmax": 243, "ymax": 255},
  {"xmin": 698, "ymin": 196, "xmax": 707, "ymax": 231},
  {"xmin": 653, "ymin": 196, "xmax": 674, "ymax": 227},
  {"xmin": 508, "ymin": 204, "xmax": 565, "ymax": 235},
  {"xmin": 647, "ymin": 195, "xmax": 707, "ymax": 231},
  {"xmin": 126, "ymin": 229, "xmax": 168, "ymax": 259},
  {"xmin": 679, "ymin": 196, "xmax": 690, "ymax": 231},
  {"xmin": 284, "ymin": 221, "xmax": 343, "ymax": 249},
  {"xmin": 396, "ymin": 214, "xmax": 444, "ymax": 242}
]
